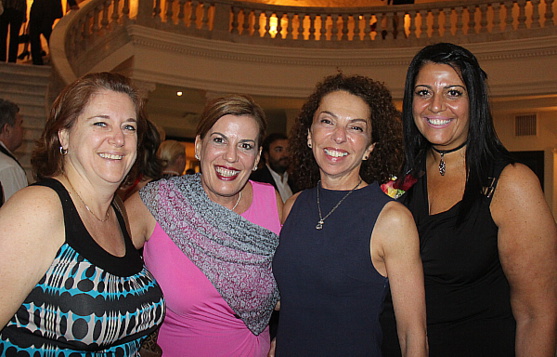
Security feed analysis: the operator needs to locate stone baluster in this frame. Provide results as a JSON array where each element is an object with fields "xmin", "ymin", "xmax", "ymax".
[
  {"xmin": 517, "ymin": 0, "xmax": 527, "ymax": 29},
  {"xmin": 544, "ymin": 0, "xmax": 554, "ymax": 26},
  {"xmin": 492, "ymin": 2, "xmax": 502, "ymax": 33},
  {"xmin": 531, "ymin": 0, "xmax": 541, "ymax": 28}
]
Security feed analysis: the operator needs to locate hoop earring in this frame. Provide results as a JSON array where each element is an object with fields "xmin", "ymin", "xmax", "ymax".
[
  {"xmin": 195, "ymin": 153, "xmax": 200, "ymax": 160},
  {"xmin": 59, "ymin": 146, "xmax": 68, "ymax": 155},
  {"xmin": 308, "ymin": 143, "xmax": 312, "ymax": 148},
  {"xmin": 363, "ymin": 155, "xmax": 369, "ymax": 161}
]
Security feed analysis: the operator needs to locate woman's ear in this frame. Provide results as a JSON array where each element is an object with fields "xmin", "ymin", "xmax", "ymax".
[
  {"xmin": 58, "ymin": 128, "xmax": 69, "ymax": 151},
  {"xmin": 194, "ymin": 135, "xmax": 201, "ymax": 160},
  {"xmin": 363, "ymin": 142, "xmax": 376, "ymax": 160},
  {"xmin": 254, "ymin": 147, "xmax": 262, "ymax": 171}
]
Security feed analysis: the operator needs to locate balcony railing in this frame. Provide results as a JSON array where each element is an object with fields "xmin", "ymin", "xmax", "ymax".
[{"xmin": 55, "ymin": 0, "xmax": 556, "ymax": 80}]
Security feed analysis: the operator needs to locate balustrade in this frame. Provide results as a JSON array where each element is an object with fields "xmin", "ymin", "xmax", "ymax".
[{"xmin": 58, "ymin": 0, "xmax": 556, "ymax": 77}]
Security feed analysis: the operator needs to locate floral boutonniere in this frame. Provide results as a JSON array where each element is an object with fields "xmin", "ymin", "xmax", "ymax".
[{"xmin": 380, "ymin": 175, "xmax": 417, "ymax": 199}]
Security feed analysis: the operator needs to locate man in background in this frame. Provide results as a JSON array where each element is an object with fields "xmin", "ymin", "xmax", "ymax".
[
  {"xmin": 250, "ymin": 132, "xmax": 297, "ymax": 202},
  {"xmin": 0, "ymin": 98, "xmax": 27, "ymax": 204}
]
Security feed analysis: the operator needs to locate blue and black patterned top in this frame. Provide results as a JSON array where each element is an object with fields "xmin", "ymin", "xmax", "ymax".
[{"xmin": 0, "ymin": 178, "xmax": 165, "ymax": 356}]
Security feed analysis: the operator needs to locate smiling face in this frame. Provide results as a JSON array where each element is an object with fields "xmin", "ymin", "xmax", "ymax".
[
  {"xmin": 195, "ymin": 114, "xmax": 261, "ymax": 203},
  {"xmin": 412, "ymin": 62, "xmax": 470, "ymax": 150},
  {"xmin": 58, "ymin": 89, "xmax": 138, "ymax": 185},
  {"xmin": 307, "ymin": 90, "xmax": 374, "ymax": 187}
]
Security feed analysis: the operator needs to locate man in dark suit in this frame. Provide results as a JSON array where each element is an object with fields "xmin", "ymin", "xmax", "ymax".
[{"xmin": 250, "ymin": 133, "xmax": 297, "ymax": 202}]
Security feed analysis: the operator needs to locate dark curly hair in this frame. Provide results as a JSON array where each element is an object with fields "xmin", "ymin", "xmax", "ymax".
[{"xmin": 290, "ymin": 73, "xmax": 403, "ymax": 190}]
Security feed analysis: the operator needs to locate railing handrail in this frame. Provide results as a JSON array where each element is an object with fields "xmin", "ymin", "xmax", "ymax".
[{"xmin": 51, "ymin": 0, "xmax": 557, "ymax": 83}]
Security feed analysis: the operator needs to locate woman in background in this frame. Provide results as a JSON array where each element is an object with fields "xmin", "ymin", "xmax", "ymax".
[
  {"xmin": 0, "ymin": 72, "xmax": 165, "ymax": 354},
  {"xmin": 126, "ymin": 94, "xmax": 282, "ymax": 357},
  {"xmin": 157, "ymin": 139, "xmax": 186, "ymax": 178},
  {"xmin": 381, "ymin": 42, "xmax": 557, "ymax": 357}
]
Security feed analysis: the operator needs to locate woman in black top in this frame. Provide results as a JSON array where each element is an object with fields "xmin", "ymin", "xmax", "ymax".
[{"xmin": 381, "ymin": 43, "xmax": 557, "ymax": 357}]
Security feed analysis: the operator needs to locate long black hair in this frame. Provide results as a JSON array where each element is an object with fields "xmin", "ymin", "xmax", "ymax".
[{"xmin": 400, "ymin": 43, "xmax": 514, "ymax": 220}]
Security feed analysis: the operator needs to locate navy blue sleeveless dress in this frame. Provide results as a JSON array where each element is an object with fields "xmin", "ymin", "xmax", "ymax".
[{"xmin": 273, "ymin": 182, "xmax": 393, "ymax": 356}]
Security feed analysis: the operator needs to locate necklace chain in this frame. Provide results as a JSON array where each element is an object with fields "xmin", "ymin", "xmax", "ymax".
[
  {"xmin": 232, "ymin": 191, "xmax": 242, "ymax": 212},
  {"xmin": 315, "ymin": 179, "xmax": 362, "ymax": 230},
  {"xmin": 431, "ymin": 142, "xmax": 467, "ymax": 176},
  {"xmin": 65, "ymin": 177, "xmax": 110, "ymax": 222}
]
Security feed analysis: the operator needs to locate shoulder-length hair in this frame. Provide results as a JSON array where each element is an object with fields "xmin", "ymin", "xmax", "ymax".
[
  {"xmin": 31, "ymin": 72, "xmax": 149, "ymax": 181},
  {"xmin": 290, "ymin": 73, "xmax": 403, "ymax": 190},
  {"xmin": 400, "ymin": 43, "xmax": 513, "ymax": 218}
]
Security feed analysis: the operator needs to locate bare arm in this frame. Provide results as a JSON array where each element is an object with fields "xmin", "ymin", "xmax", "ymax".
[
  {"xmin": 0, "ymin": 187, "xmax": 65, "ymax": 328},
  {"xmin": 491, "ymin": 163, "xmax": 557, "ymax": 357},
  {"xmin": 372, "ymin": 201, "xmax": 428, "ymax": 357},
  {"xmin": 124, "ymin": 191, "xmax": 157, "ymax": 249}
]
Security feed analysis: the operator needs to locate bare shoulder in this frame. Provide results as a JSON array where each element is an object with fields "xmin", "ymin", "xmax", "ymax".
[
  {"xmin": 373, "ymin": 201, "xmax": 418, "ymax": 254},
  {"xmin": 491, "ymin": 162, "xmax": 547, "ymax": 222},
  {"xmin": 1, "ymin": 185, "xmax": 65, "ymax": 238},
  {"xmin": 375, "ymin": 201, "xmax": 415, "ymax": 236}
]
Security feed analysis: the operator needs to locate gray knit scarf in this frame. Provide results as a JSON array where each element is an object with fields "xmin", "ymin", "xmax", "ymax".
[{"xmin": 140, "ymin": 173, "xmax": 279, "ymax": 335}]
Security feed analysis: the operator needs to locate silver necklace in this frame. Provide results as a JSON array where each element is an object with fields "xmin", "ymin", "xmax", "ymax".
[
  {"xmin": 65, "ymin": 177, "xmax": 110, "ymax": 222},
  {"xmin": 232, "ymin": 191, "xmax": 242, "ymax": 212},
  {"xmin": 315, "ymin": 179, "xmax": 362, "ymax": 230}
]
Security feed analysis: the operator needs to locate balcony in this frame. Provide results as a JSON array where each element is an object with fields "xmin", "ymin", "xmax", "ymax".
[{"xmin": 45, "ymin": 0, "xmax": 557, "ymax": 213}]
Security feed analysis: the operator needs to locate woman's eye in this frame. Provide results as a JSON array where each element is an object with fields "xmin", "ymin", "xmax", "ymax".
[
  {"xmin": 319, "ymin": 118, "xmax": 333, "ymax": 125},
  {"xmin": 212, "ymin": 137, "xmax": 224, "ymax": 144},
  {"xmin": 350, "ymin": 126, "xmax": 364, "ymax": 132},
  {"xmin": 414, "ymin": 89, "xmax": 430, "ymax": 97},
  {"xmin": 447, "ymin": 89, "xmax": 463, "ymax": 97},
  {"xmin": 240, "ymin": 143, "xmax": 254, "ymax": 150},
  {"xmin": 93, "ymin": 121, "xmax": 107, "ymax": 128},
  {"xmin": 124, "ymin": 124, "xmax": 137, "ymax": 132}
]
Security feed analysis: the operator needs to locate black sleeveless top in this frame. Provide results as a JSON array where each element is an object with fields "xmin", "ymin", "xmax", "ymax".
[
  {"xmin": 273, "ymin": 182, "xmax": 392, "ymax": 357},
  {"xmin": 381, "ymin": 161, "xmax": 516, "ymax": 357}
]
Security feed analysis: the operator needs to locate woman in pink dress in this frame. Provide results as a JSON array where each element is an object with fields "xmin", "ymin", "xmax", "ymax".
[{"xmin": 126, "ymin": 95, "xmax": 283, "ymax": 357}]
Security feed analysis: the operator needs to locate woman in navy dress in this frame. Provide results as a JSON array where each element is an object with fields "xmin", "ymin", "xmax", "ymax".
[{"xmin": 272, "ymin": 73, "xmax": 428, "ymax": 357}]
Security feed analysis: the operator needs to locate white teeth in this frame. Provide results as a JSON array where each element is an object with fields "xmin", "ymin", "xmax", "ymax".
[
  {"xmin": 324, "ymin": 149, "xmax": 347, "ymax": 158},
  {"xmin": 100, "ymin": 153, "xmax": 123, "ymax": 160},
  {"xmin": 216, "ymin": 167, "xmax": 239, "ymax": 177},
  {"xmin": 427, "ymin": 118, "xmax": 451, "ymax": 125}
]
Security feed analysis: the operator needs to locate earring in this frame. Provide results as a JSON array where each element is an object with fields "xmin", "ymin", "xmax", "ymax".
[
  {"xmin": 363, "ymin": 155, "xmax": 369, "ymax": 161},
  {"xmin": 252, "ymin": 166, "xmax": 258, "ymax": 172},
  {"xmin": 195, "ymin": 153, "xmax": 200, "ymax": 160},
  {"xmin": 308, "ymin": 143, "xmax": 312, "ymax": 148},
  {"xmin": 59, "ymin": 146, "xmax": 68, "ymax": 155}
]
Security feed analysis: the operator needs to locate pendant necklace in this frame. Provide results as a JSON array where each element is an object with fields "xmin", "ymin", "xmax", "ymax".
[
  {"xmin": 315, "ymin": 178, "xmax": 362, "ymax": 230},
  {"xmin": 431, "ymin": 142, "xmax": 467, "ymax": 176}
]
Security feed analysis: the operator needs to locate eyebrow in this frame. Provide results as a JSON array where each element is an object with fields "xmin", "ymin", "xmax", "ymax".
[
  {"xmin": 319, "ymin": 110, "xmax": 369, "ymax": 123},
  {"xmin": 414, "ymin": 84, "xmax": 467, "ymax": 90},
  {"xmin": 210, "ymin": 132, "xmax": 256, "ymax": 143}
]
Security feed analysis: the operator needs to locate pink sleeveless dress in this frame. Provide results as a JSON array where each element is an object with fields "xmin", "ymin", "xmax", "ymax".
[{"xmin": 143, "ymin": 181, "xmax": 281, "ymax": 357}]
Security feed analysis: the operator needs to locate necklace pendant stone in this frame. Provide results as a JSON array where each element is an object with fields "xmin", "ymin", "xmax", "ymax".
[{"xmin": 315, "ymin": 220, "xmax": 324, "ymax": 230}]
